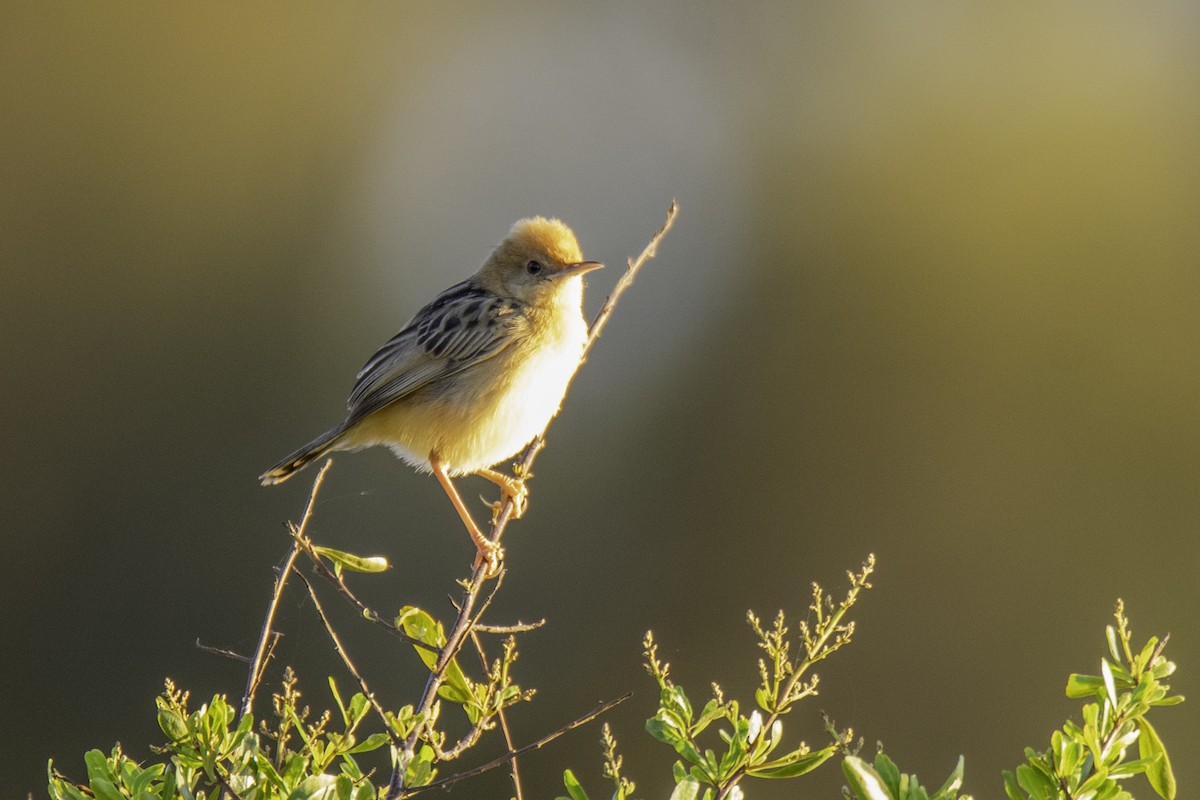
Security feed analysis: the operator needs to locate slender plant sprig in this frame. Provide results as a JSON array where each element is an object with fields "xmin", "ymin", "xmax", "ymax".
[
  {"xmin": 602, "ymin": 724, "xmax": 638, "ymax": 799},
  {"xmin": 470, "ymin": 629, "xmax": 527, "ymax": 800},
  {"xmin": 240, "ymin": 459, "xmax": 332, "ymax": 719},
  {"xmin": 580, "ymin": 555, "xmax": 875, "ymax": 800},
  {"xmin": 1002, "ymin": 600, "xmax": 1182, "ymax": 800},
  {"xmin": 560, "ymin": 724, "xmax": 638, "ymax": 800},
  {"xmin": 749, "ymin": 554, "xmax": 873, "ymax": 718}
]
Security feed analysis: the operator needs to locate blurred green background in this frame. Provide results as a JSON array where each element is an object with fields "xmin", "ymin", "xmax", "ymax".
[{"xmin": 2, "ymin": 4, "xmax": 1197, "ymax": 798}]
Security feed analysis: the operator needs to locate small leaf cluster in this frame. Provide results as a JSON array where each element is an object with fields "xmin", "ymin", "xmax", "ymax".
[
  {"xmin": 396, "ymin": 606, "xmax": 527, "ymax": 728},
  {"xmin": 564, "ymin": 555, "xmax": 876, "ymax": 800},
  {"xmin": 843, "ymin": 752, "xmax": 971, "ymax": 800},
  {"xmin": 47, "ymin": 674, "xmax": 384, "ymax": 800},
  {"xmin": 642, "ymin": 629, "xmax": 840, "ymax": 794},
  {"xmin": 390, "ymin": 604, "xmax": 530, "ymax": 789},
  {"xmin": 1003, "ymin": 601, "xmax": 1182, "ymax": 800}
]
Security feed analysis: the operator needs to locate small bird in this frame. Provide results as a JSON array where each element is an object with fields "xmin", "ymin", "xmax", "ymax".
[{"xmin": 260, "ymin": 217, "xmax": 601, "ymax": 574}]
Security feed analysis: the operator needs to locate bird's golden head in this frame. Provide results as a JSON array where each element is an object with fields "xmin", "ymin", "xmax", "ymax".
[
  {"xmin": 479, "ymin": 217, "xmax": 601, "ymax": 304},
  {"xmin": 506, "ymin": 217, "xmax": 585, "ymax": 265}
]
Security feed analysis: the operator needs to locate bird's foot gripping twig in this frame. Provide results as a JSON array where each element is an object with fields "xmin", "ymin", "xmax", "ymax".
[
  {"xmin": 476, "ymin": 467, "xmax": 529, "ymax": 519},
  {"xmin": 472, "ymin": 539, "xmax": 505, "ymax": 579}
]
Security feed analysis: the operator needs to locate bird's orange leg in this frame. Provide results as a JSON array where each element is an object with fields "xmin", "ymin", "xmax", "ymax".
[
  {"xmin": 474, "ymin": 467, "xmax": 528, "ymax": 519},
  {"xmin": 430, "ymin": 456, "xmax": 502, "ymax": 576}
]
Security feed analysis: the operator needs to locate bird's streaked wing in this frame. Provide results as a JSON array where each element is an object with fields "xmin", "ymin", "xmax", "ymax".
[{"xmin": 345, "ymin": 281, "xmax": 526, "ymax": 423}]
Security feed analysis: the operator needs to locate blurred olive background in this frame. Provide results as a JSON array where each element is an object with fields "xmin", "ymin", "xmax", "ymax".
[{"xmin": 3, "ymin": 4, "xmax": 1198, "ymax": 798}]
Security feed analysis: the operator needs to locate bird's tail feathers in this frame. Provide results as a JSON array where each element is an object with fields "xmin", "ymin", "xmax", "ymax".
[{"xmin": 259, "ymin": 427, "xmax": 344, "ymax": 486}]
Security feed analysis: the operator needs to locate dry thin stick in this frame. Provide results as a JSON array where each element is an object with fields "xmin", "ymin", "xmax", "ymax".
[
  {"xmin": 240, "ymin": 458, "xmax": 333, "ymax": 719},
  {"xmin": 473, "ymin": 619, "xmax": 546, "ymax": 635},
  {"xmin": 470, "ymin": 630, "xmax": 524, "ymax": 800},
  {"xmin": 584, "ymin": 200, "xmax": 679, "ymax": 357},
  {"xmin": 403, "ymin": 694, "xmax": 631, "ymax": 797},
  {"xmin": 195, "ymin": 638, "xmax": 252, "ymax": 663},
  {"xmin": 388, "ymin": 203, "xmax": 677, "ymax": 798},
  {"xmin": 294, "ymin": 569, "xmax": 405, "ymax": 750}
]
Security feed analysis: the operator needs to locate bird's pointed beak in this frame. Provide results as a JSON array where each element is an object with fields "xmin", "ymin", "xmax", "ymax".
[{"xmin": 559, "ymin": 260, "xmax": 604, "ymax": 277}]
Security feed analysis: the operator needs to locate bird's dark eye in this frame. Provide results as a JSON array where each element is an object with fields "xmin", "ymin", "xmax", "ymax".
[{"xmin": 525, "ymin": 260, "xmax": 543, "ymax": 276}]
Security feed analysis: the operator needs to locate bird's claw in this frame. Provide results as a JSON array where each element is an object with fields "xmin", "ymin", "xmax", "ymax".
[
  {"xmin": 479, "ymin": 480, "xmax": 528, "ymax": 519},
  {"xmin": 473, "ymin": 540, "xmax": 504, "ymax": 579}
]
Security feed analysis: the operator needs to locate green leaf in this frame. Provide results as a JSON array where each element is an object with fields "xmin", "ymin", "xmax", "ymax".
[
  {"xmin": 660, "ymin": 685, "xmax": 694, "ymax": 725},
  {"xmin": 1108, "ymin": 757, "xmax": 1159, "ymax": 779},
  {"xmin": 397, "ymin": 607, "xmax": 445, "ymax": 653},
  {"xmin": 1076, "ymin": 766, "xmax": 1110, "ymax": 796},
  {"xmin": 340, "ymin": 753, "xmax": 364, "ymax": 780},
  {"xmin": 668, "ymin": 776, "xmax": 702, "ymax": 800},
  {"xmin": 1137, "ymin": 718, "xmax": 1176, "ymax": 800},
  {"xmin": 694, "ymin": 699, "xmax": 725, "ymax": 732},
  {"xmin": 128, "ymin": 763, "xmax": 165, "ymax": 796},
  {"xmin": 405, "ymin": 745, "xmax": 436, "ymax": 788},
  {"xmin": 347, "ymin": 693, "xmax": 369, "ymax": 727},
  {"xmin": 1101, "ymin": 659, "xmax": 1118, "ymax": 707},
  {"xmin": 1002, "ymin": 769, "xmax": 1025, "ymax": 800},
  {"xmin": 1106, "ymin": 625, "xmax": 1122, "ymax": 664},
  {"xmin": 396, "ymin": 606, "xmax": 474, "ymax": 713},
  {"xmin": 872, "ymin": 754, "xmax": 901, "ymax": 798},
  {"xmin": 292, "ymin": 773, "xmax": 339, "ymax": 800},
  {"xmin": 312, "ymin": 545, "xmax": 389, "ymax": 573},
  {"xmin": 1066, "ymin": 674, "xmax": 1105, "ymax": 699},
  {"xmin": 1016, "ymin": 763, "xmax": 1056, "ymax": 800},
  {"xmin": 347, "ymin": 732, "xmax": 389, "ymax": 753},
  {"xmin": 1134, "ymin": 636, "xmax": 1159, "ymax": 676},
  {"xmin": 842, "ymin": 756, "xmax": 892, "ymax": 800},
  {"xmin": 562, "ymin": 769, "xmax": 590, "ymax": 800},
  {"xmin": 647, "ymin": 717, "xmax": 684, "ymax": 746},
  {"xmin": 747, "ymin": 745, "xmax": 835, "ymax": 778},
  {"xmin": 933, "ymin": 755, "xmax": 964, "ymax": 799},
  {"xmin": 157, "ymin": 706, "xmax": 189, "ymax": 742},
  {"xmin": 329, "ymin": 677, "xmax": 348, "ymax": 726},
  {"xmin": 89, "ymin": 779, "xmax": 122, "ymax": 800},
  {"xmin": 83, "ymin": 750, "xmax": 111, "ymax": 784}
]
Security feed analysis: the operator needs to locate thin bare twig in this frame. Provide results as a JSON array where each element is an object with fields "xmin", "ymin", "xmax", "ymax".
[
  {"xmin": 294, "ymin": 569, "xmax": 405, "ymax": 750},
  {"xmin": 195, "ymin": 639, "xmax": 252, "ymax": 663},
  {"xmin": 388, "ymin": 203, "xmax": 677, "ymax": 798},
  {"xmin": 473, "ymin": 619, "xmax": 546, "ymax": 635},
  {"xmin": 471, "ymin": 630, "xmax": 524, "ymax": 800},
  {"xmin": 584, "ymin": 199, "xmax": 679, "ymax": 356},
  {"xmin": 241, "ymin": 458, "xmax": 333, "ymax": 719},
  {"xmin": 402, "ymin": 694, "xmax": 631, "ymax": 797}
]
